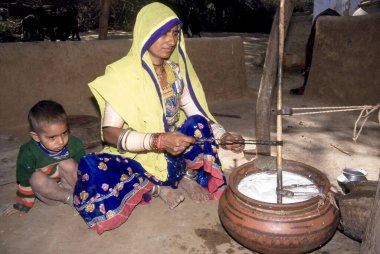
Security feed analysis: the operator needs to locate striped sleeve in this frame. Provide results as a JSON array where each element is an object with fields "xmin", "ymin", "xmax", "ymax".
[
  {"xmin": 14, "ymin": 184, "xmax": 35, "ymax": 212},
  {"xmin": 14, "ymin": 145, "xmax": 36, "ymax": 212}
]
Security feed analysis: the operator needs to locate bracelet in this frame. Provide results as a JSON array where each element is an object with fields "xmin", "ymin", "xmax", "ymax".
[
  {"xmin": 151, "ymin": 133, "xmax": 164, "ymax": 152},
  {"xmin": 148, "ymin": 134, "xmax": 154, "ymax": 150},
  {"xmin": 64, "ymin": 192, "xmax": 72, "ymax": 205},
  {"xmin": 150, "ymin": 185, "xmax": 160, "ymax": 198},
  {"xmin": 116, "ymin": 128, "xmax": 131, "ymax": 154},
  {"xmin": 142, "ymin": 134, "xmax": 148, "ymax": 150},
  {"xmin": 151, "ymin": 133, "xmax": 159, "ymax": 151},
  {"xmin": 157, "ymin": 134, "xmax": 164, "ymax": 150},
  {"xmin": 210, "ymin": 122, "xmax": 226, "ymax": 143},
  {"xmin": 184, "ymin": 169, "xmax": 198, "ymax": 180}
]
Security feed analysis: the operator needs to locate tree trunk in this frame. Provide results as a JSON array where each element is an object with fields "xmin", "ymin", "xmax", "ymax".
[
  {"xmin": 255, "ymin": 1, "xmax": 294, "ymax": 155},
  {"xmin": 99, "ymin": 0, "xmax": 112, "ymax": 40}
]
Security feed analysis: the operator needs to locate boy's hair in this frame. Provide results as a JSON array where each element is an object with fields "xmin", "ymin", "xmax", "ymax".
[{"xmin": 28, "ymin": 100, "xmax": 68, "ymax": 133}]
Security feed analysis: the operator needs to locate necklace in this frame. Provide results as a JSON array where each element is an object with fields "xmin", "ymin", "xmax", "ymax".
[
  {"xmin": 154, "ymin": 64, "xmax": 165, "ymax": 82},
  {"xmin": 155, "ymin": 62, "xmax": 176, "ymax": 99}
]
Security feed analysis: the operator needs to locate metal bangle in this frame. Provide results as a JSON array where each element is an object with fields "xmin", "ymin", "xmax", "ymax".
[
  {"xmin": 63, "ymin": 192, "xmax": 72, "ymax": 205},
  {"xmin": 116, "ymin": 128, "xmax": 131, "ymax": 154},
  {"xmin": 116, "ymin": 128, "xmax": 127, "ymax": 154},
  {"xmin": 184, "ymin": 169, "xmax": 198, "ymax": 180},
  {"xmin": 151, "ymin": 185, "xmax": 160, "ymax": 198}
]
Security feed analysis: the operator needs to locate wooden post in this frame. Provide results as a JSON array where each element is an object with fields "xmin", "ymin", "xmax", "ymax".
[
  {"xmin": 276, "ymin": 0, "xmax": 285, "ymax": 204},
  {"xmin": 255, "ymin": 1, "xmax": 294, "ymax": 155},
  {"xmin": 360, "ymin": 173, "xmax": 380, "ymax": 253}
]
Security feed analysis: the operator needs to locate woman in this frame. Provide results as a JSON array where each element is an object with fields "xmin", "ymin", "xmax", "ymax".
[{"xmin": 74, "ymin": 2, "xmax": 244, "ymax": 234}]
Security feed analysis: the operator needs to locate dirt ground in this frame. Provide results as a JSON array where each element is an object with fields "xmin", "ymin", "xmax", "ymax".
[{"xmin": 0, "ymin": 32, "xmax": 379, "ymax": 254}]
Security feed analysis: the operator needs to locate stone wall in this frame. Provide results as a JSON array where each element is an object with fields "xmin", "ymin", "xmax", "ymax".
[
  {"xmin": 305, "ymin": 13, "xmax": 380, "ymax": 106},
  {"xmin": 0, "ymin": 36, "xmax": 246, "ymax": 135}
]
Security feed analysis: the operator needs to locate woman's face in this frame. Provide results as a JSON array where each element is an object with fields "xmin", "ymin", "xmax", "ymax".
[{"xmin": 148, "ymin": 25, "xmax": 179, "ymax": 64}]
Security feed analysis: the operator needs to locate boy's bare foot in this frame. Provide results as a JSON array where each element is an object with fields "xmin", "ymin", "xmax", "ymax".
[
  {"xmin": 179, "ymin": 177, "xmax": 209, "ymax": 203},
  {"xmin": 158, "ymin": 186, "xmax": 185, "ymax": 209},
  {"xmin": 0, "ymin": 204, "xmax": 25, "ymax": 217}
]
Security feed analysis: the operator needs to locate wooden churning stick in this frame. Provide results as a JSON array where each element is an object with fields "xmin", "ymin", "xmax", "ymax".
[{"xmin": 276, "ymin": 0, "xmax": 285, "ymax": 204}]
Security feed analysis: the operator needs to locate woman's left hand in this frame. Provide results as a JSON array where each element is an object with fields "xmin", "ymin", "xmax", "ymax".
[{"xmin": 220, "ymin": 133, "xmax": 245, "ymax": 153}]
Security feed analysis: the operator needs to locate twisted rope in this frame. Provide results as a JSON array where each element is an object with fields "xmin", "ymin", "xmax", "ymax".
[
  {"xmin": 353, "ymin": 104, "xmax": 379, "ymax": 142},
  {"xmin": 291, "ymin": 105, "xmax": 373, "ymax": 116},
  {"xmin": 316, "ymin": 191, "xmax": 338, "ymax": 212},
  {"xmin": 289, "ymin": 104, "xmax": 379, "ymax": 141}
]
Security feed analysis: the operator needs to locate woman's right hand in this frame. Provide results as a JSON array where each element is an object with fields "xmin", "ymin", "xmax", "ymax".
[{"xmin": 161, "ymin": 132, "xmax": 195, "ymax": 156}]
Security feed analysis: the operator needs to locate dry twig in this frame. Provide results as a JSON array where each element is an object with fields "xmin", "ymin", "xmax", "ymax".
[{"xmin": 330, "ymin": 143, "xmax": 351, "ymax": 156}]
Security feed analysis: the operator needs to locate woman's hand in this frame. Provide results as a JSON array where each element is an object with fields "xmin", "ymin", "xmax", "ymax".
[
  {"xmin": 220, "ymin": 133, "xmax": 245, "ymax": 153},
  {"xmin": 161, "ymin": 132, "xmax": 195, "ymax": 156}
]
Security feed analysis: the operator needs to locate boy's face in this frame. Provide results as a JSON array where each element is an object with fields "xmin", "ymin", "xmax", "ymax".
[{"xmin": 30, "ymin": 122, "xmax": 69, "ymax": 153}]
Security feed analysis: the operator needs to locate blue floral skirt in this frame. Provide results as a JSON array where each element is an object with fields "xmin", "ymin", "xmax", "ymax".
[{"xmin": 73, "ymin": 115, "xmax": 226, "ymax": 234}]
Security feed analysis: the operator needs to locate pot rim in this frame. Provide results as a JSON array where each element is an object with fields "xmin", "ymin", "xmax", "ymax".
[{"xmin": 227, "ymin": 159, "xmax": 332, "ymax": 210}]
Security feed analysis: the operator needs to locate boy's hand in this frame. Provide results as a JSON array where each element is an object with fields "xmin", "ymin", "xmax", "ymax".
[{"xmin": 0, "ymin": 204, "xmax": 25, "ymax": 217}]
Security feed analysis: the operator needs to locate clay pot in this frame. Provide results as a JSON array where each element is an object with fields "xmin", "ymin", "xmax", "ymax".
[{"xmin": 218, "ymin": 159, "xmax": 340, "ymax": 254}]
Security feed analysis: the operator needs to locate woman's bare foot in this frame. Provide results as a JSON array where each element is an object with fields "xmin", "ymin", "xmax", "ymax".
[
  {"xmin": 179, "ymin": 177, "xmax": 209, "ymax": 203},
  {"xmin": 158, "ymin": 186, "xmax": 185, "ymax": 209}
]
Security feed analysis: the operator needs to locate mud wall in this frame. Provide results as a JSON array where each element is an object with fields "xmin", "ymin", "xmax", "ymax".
[
  {"xmin": 305, "ymin": 13, "xmax": 380, "ymax": 106},
  {"xmin": 0, "ymin": 37, "xmax": 246, "ymax": 134}
]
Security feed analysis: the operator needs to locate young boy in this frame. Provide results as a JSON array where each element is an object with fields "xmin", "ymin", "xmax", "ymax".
[{"xmin": 3, "ymin": 100, "xmax": 85, "ymax": 216}]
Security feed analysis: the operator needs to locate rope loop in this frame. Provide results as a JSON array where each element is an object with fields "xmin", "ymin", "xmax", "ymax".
[{"xmin": 288, "ymin": 104, "xmax": 379, "ymax": 142}]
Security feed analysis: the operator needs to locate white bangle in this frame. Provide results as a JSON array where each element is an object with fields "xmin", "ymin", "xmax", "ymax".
[
  {"xmin": 210, "ymin": 123, "xmax": 226, "ymax": 144},
  {"xmin": 123, "ymin": 131, "xmax": 153, "ymax": 152}
]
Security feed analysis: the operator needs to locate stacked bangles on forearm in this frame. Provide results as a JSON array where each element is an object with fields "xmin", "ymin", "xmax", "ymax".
[{"xmin": 116, "ymin": 128, "xmax": 165, "ymax": 153}]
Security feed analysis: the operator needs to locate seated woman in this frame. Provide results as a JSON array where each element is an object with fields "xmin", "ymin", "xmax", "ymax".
[{"xmin": 73, "ymin": 2, "xmax": 244, "ymax": 234}]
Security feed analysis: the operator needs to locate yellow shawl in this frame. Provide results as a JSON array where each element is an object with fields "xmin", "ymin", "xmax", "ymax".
[{"xmin": 89, "ymin": 2, "xmax": 215, "ymax": 181}]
